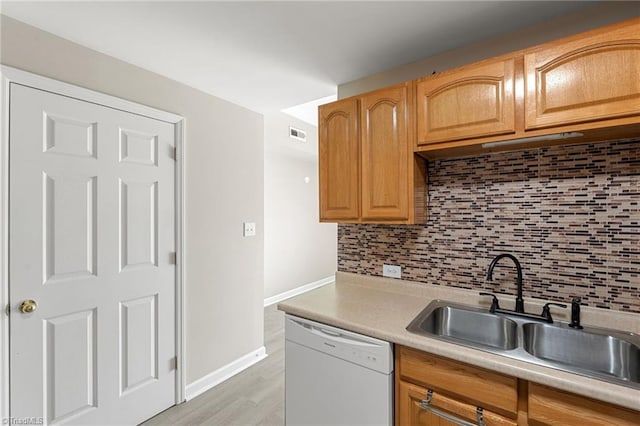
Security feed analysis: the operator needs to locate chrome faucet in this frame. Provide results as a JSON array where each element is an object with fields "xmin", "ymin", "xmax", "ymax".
[{"xmin": 486, "ymin": 253, "xmax": 525, "ymax": 314}]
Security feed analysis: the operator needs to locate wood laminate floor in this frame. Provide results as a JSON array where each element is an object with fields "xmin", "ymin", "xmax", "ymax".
[{"xmin": 144, "ymin": 305, "xmax": 285, "ymax": 426}]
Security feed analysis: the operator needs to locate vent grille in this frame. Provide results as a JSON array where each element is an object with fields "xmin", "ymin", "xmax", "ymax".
[{"xmin": 289, "ymin": 126, "xmax": 307, "ymax": 142}]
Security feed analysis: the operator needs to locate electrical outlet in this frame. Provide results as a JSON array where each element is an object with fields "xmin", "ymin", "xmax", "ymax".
[
  {"xmin": 243, "ymin": 222, "xmax": 256, "ymax": 237},
  {"xmin": 382, "ymin": 264, "xmax": 401, "ymax": 279}
]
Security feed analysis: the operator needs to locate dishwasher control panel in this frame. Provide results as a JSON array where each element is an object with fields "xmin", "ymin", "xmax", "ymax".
[{"xmin": 285, "ymin": 314, "xmax": 393, "ymax": 374}]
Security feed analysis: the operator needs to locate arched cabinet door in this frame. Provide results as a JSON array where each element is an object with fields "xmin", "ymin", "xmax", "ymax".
[
  {"xmin": 318, "ymin": 98, "xmax": 360, "ymax": 221},
  {"xmin": 525, "ymin": 20, "xmax": 640, "ymax": 130},
  {"xmin": 360, "ymin": 83, "xmax": 411, "ymax": 221},
  {"xmin": 416, "ymin": 57, "xmax": 516, "ymax": 145}
]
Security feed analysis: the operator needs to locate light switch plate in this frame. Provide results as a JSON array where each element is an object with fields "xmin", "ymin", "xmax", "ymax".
[
  {"xmin": 243, "ymin": 222, "xmax": 256, "ymax": 237},
  {"xmin": 383, "ymin": 264, "xmax": 401, "ymax": 279}
]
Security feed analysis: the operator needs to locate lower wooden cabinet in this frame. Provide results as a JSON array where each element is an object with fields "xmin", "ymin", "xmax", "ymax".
[
  {"xmin": 396, "ymin": 345, "xmax": 640, "ymax": 426},
  {"xmin": 398, "ymin": 380, "xmax": 517, "ymax": 426},
  {"xmin": 528, "ymin": 383, "xmax": 640, "ymax": 426},
  {"xmin": 396, "ymin": 346, "xmax": 519, "ymax": 425}
]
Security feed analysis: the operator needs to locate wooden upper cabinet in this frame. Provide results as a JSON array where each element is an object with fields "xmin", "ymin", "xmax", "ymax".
[
  {"xmin": 525, "ymin": 19, "xmax": 640, "ymax": 130},
  {"xmin": 318, "ymin": 98, "xmax": 359, "ymax": 221},
  {"xmin": 360, "ymin": 83, "xmax": 411, "ymax": 220},
  {"xmin": 417, "ymin": 57, "xmax": 516, "ymax": 145},
  {"xmin": 318, "ymin": 82, "xmax": 426, "ymax": 224}
]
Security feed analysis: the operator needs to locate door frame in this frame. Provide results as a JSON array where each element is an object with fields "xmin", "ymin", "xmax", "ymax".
[{"xmin": 0, "ymin": 65, "xmax": 187, "ymax": 420}]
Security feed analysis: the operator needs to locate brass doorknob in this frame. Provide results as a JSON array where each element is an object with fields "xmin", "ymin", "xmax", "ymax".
[{"xmin": 19, "ymin": 299, "xmax": 37, "ymax": 314}]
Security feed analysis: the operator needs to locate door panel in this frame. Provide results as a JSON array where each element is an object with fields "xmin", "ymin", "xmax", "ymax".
[
  {"xmin": 119, "ymin": 179, "xmax": 159, "ymax": 270},
  {"xmin": 120, "ymin": 294, "xmax": 158, "ymax": 395},
  {"xmin": 44, "ymin": 309, "xmax": 97, "ymax": 424},
  {"xmin": 43, "ymin": 173, "xmax": 98, "ymax": 284},
  {"xmin": 44, "ymin": 113, "xmax": 97, "ymax": 158},
  {"xmin": 119, "ymin": 129, "xmax": 158, "ymax": 166},
  {"xmin": 10, "ymin": 83, "xmax": 176, "ymax": 425}
]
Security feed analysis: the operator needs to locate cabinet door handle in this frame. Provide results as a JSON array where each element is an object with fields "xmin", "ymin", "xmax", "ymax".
[{"xmin": 419, "ymin": 389, "xmax": 486, "ymax": 426}]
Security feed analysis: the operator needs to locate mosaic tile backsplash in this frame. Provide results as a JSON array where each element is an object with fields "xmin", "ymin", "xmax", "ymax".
[{"xmin": 338, "ymin": 139, "xmax": 640, "ymax": 313}]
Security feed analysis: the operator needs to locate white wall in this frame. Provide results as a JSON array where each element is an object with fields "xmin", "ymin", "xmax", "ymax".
[
  {"xmin": 1, "ymin": 15, "xmax": 264, "ymax": 385},
  {"xmin": 339, "ymin": 2, "xmax": 640, "ymax": 98},
  {"xmin": 264, "ymin": 112, "xmax": 337, "ymax": 300}
]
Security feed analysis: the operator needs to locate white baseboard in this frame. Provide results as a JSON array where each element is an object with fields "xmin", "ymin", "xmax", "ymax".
[
  {"xmin": 185, "ymin": 346, "xmax": 267, "ymax": 401},
  {"xmin": 264, "ymin": 275, "xmax": 335, "ymax": 307}
]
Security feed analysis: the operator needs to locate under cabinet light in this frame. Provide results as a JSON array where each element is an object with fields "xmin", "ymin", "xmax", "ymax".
[{"xmin": 481, "ymin": 132, "xmax": 583, "ymax": 149}]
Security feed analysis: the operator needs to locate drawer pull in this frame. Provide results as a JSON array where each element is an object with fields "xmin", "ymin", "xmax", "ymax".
[{"xmin": 419, "ymin": 389, "xmax": 486, "ymax": 426}]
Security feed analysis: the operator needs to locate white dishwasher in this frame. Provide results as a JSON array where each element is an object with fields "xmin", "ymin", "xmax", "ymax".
[{"xmin": 285, "ymin": 314, "xmax": 393, "ymax": 426}]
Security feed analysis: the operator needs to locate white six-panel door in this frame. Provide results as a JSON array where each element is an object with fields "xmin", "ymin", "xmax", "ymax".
[{"xmin": 9, "ymin": 83, "xmax": 176, "ymax": 425}]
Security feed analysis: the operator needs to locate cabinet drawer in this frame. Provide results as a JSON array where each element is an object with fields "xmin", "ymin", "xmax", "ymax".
[
  {"xmin": 398, "ymin": 380, "xmax": 516, "ymax": 426},
  {"xmin": 528, "ymin": 383, "xmax": 640, "ymax": 426},
  {"xmin": 397, "ymin": 346, "xmax": 518, "ymax": 418}
]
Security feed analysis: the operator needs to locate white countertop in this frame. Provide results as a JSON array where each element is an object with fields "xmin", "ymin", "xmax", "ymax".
[{"xmin": 278, "ymin": 271, "xmax": 640, "ymax": 412}]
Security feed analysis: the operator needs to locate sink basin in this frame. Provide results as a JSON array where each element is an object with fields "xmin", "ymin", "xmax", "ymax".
[
  {"xmin": 407, "ymin": 300, "xmax": 640, "ymax": 389},
  {"xmin": 523, "ymin": 322, "xmax": 640, "ymax": 383},
  {"xmin": 407, "ymin": 301, "xmax": 518, "ymax": 350}
]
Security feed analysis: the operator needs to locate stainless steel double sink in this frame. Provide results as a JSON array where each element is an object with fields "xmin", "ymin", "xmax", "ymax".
[{"xmin": 407, "ymin": 300, "xmax": 640, "ymax": 389}]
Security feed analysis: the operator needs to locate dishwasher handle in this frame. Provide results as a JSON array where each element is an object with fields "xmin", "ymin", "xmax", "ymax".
[
  {"xmin": 288, "ymin": 317, "xmax": 384, "ymax": 348},
  {"xmin": 419, "ymin": 389, "xmax": 486, "ymax": 426},
  {"xmin": 310, "ymin": 325, "xmax": 382, "ymax": 348}
]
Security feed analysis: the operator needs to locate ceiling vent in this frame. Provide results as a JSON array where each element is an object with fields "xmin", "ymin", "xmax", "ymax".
[{"xmin": 289, "ymin": 126, "xmax": 307, "ymax": 142}]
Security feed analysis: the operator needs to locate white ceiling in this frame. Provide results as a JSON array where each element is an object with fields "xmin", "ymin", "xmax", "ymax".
[
  {"xmin": 282, "ymin": 94, "xmax": 336, "ymax": 126},
  {"xmin": 1, "ymin": 1, "xmax": 593, "ymax": 116}
]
